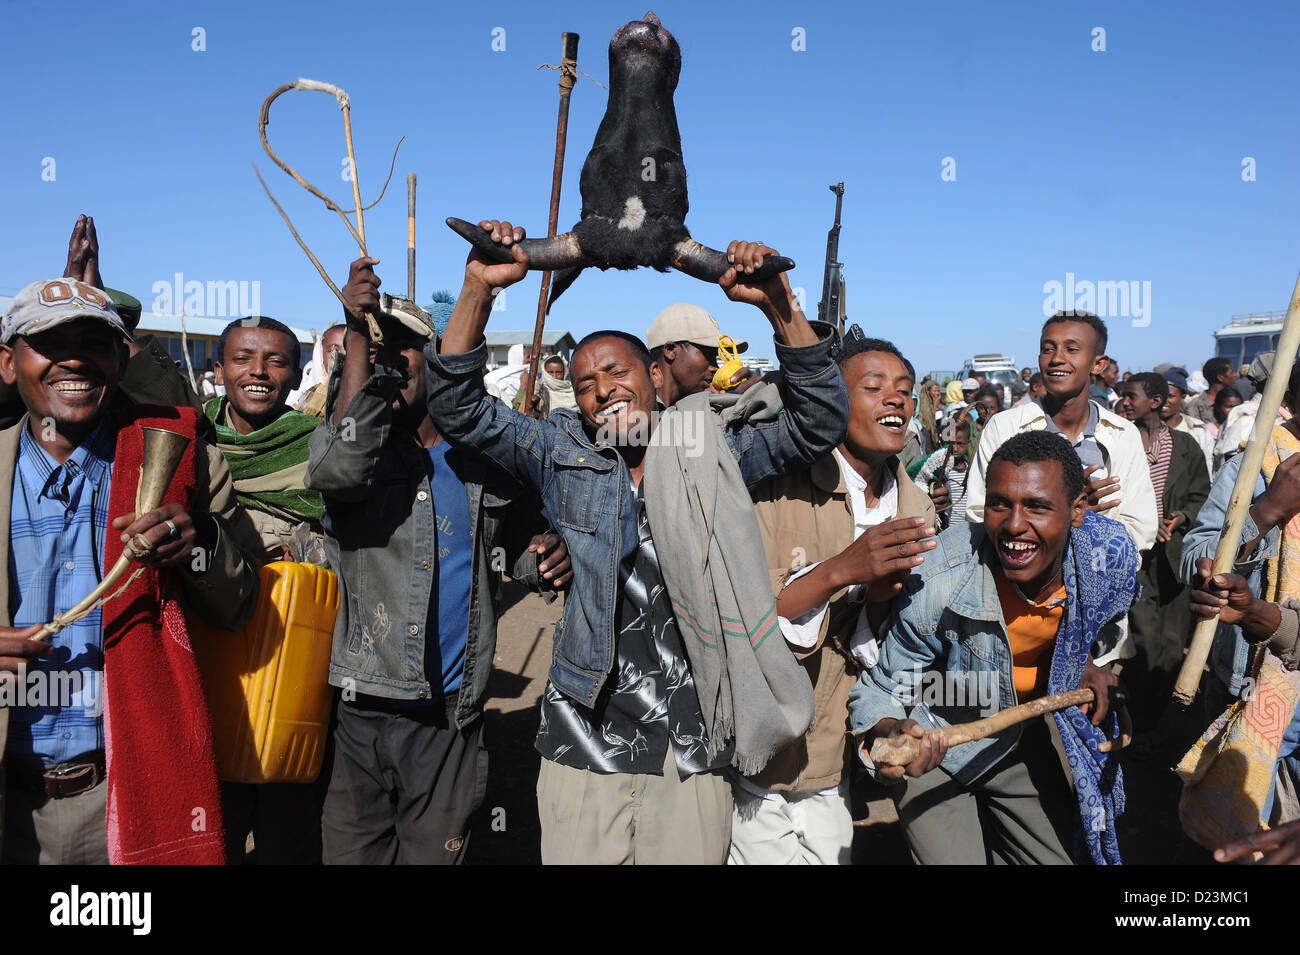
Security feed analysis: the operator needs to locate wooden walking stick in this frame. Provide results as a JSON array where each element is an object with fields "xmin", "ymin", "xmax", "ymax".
[
  {"xmin": 522, "ymin": 32, "xmax": 580, "ymax": 417},
  {"xmin": 1172, "ymin": 269, "xmax": 1300, "ymax": 704},
  {"xmin": 867, "ymin": 688, "xmax": 1132, "ymax": 767}
]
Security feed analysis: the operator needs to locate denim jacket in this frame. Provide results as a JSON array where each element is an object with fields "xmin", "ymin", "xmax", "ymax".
[
  {"xmin": 424, "ymin": 322, "xmax": 848, "ymax": 707},
  {"xmin": 848, "ymin": 521, "xmax": 1124, "ymax": 785},
  {"xmin": 1178, "ymin": 452, "xmax": 1280, "ymax": 697},
  {"xmin": 305, "ymin": 363, "xmax": 546, "ymax": 729}
]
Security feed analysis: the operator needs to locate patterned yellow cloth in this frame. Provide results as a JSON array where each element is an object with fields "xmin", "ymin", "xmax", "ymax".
[{"xmin": 1177, "ymin": 424, "xmax": 1300, "ymax": 856}]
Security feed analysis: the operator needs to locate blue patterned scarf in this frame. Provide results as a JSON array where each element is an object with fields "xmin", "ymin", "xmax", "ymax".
[{"xmin": 1048, "ymin": 509, "xmax": 1138, "ymax": 865}]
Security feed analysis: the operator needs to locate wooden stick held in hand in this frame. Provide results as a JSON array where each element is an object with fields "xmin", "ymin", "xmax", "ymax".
[
  {"xmin": 867, "ymin": 688, "xmax": 1130, "ymax": 767},
  {"xmin": 1172, "ymin": 269, "xmax": 1300, "ymax": 704}
]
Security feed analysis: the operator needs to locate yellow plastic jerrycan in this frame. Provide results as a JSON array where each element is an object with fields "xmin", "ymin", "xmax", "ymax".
[
  {"xmin": 191, "ymin": 561, "xmax": 339, "ymax": 784},
  {"xmin": 712, "ymin": 335, "xmax": 745, "ymax": 391}
]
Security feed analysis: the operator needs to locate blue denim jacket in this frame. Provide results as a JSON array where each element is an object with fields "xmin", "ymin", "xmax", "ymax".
[
  {"xmin": 305, "ymin": 363, "xmax": 547, "ymax": 728},
  {"xmin": 1178, "ymin": 452, "xmax": 1280, "ymax": 697},
  {"xmin": 848, "ymin": 521, "xmax": 1124, "ymax": 785},
  {"xmin": 424, "ymin": 323, "xmax": 848, "ymax": 707}
]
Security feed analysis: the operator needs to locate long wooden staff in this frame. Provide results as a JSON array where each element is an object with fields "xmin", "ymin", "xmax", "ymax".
[
  {"xmin": 1173, "ymin": 270, "xmax": 1300, "ymax": 704},
  {"xmin": 868, "ymin": 688, "xmax": 1131, "ymax": 767},
  {"xmin": 522, "ymin": 32, "xmax": 580, "ymax": 417}
]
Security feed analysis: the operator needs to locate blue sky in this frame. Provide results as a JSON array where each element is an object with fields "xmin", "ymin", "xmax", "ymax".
[{"xmin": 3, "ymin": 0, "xmax": 1298, "ymax": 374}]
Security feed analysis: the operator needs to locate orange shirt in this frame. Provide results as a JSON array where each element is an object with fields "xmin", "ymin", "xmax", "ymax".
[{"xmin": 994, "ymin": 570, "xmax": 1066, "ymax": 700}]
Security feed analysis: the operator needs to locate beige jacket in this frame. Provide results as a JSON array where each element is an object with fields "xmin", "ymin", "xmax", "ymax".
[
  {"xmin": 748, "ymin": 454, "xmax": 935, "ymax": 792},
  {"xmin": 0, "ymin": 412, "xmax": 263, "ymax": 852}
]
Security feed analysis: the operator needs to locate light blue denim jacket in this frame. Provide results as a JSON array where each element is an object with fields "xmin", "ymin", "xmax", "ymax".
[
  {"xmin": 848, "ymin": 521, "xmax": 1123, "ymax": 784},
  {"xmin": 424, "ymin": 323, "xmax": 847, "ymax": 708},
  {"xmin": 1178, "ymin": 452, "xmax": 1280, "ymax": 697}
]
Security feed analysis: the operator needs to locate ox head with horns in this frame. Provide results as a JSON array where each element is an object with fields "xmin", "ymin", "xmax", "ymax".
[{"xmin": 446, "ymin": 11, "xmax": 793, "ymax": 309}]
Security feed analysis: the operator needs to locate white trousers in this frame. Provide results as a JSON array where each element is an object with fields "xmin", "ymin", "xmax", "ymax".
[{"xmin": 727, "ymin": 784, "xmax": 853, "ymax": 865}]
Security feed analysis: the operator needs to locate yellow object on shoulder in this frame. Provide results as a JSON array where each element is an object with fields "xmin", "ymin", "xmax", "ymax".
[{"xmin": 712, "ymin": 335, "xmax": 745, "ymax": 391}]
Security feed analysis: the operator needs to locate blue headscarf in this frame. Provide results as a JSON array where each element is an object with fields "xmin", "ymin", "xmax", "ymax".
[{"xmin": 1048, "ymin": 509, "xmax": 1138, "ymax": 865}]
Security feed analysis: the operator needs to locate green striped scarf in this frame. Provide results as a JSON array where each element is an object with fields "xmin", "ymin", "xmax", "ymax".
[{"xmin": 203, "ymin": 397, "xmax": 323, "ymax": 526}]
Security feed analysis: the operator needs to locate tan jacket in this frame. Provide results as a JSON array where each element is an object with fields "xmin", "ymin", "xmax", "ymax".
[
  {"xmin": 0, "ymin": 412, "xmax": 263, "ymax": 853},
  {"xmin": 748, "ymin": 454, "xmax": 936, "ymax": 792}
]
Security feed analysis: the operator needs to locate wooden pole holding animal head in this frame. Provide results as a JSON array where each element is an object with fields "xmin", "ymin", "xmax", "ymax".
[{"xmin": 523, "ymin": 31, "xmax": 580, "ymax": 418}]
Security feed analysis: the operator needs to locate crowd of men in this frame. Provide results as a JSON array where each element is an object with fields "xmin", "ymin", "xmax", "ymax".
[{"xmin": 1, "ymin": 213, "xmax": 1299, "ymax": 865}]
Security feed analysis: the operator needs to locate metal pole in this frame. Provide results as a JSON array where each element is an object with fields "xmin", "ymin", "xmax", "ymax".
[{"xmin": 523, "ymin": 32, "xmax": 579, "ymax": 417}]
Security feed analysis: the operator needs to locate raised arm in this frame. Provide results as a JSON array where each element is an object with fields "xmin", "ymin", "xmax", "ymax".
[{"xmin": 425, "ymin": 221, "xmax": 555, "ymax": 491}]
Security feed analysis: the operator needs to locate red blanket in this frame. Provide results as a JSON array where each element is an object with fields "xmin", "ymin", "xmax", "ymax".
[{"xmin": 102, "ymin": 405, "xmax": 226, "ymax": 864}]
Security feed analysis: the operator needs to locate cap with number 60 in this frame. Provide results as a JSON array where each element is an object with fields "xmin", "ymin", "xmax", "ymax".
[{"xmin": 1, "ymin": 278, "xmax": 132, "ymax": 345}]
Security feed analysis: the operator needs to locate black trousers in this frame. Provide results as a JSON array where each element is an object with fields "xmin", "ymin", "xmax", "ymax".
[{"xmin": 321, "ymin": 698, "xmax": 488, "ymax": 865}]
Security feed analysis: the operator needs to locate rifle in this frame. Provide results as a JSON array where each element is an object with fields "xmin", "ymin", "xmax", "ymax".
[{"xmin": 817, "ymin": 182, "xmax": 846, "ymax": 335}]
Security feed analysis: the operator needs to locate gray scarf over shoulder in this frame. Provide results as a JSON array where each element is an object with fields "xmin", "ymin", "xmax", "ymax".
[{"xmin": 643, "ymin": 384, "xmax": 815, "ymax": 775}]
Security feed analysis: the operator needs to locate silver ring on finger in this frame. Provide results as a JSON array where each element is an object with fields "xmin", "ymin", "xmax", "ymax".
[{"xmin": 164, "ymin": 519, "xmax": 180, "ymax": 541}]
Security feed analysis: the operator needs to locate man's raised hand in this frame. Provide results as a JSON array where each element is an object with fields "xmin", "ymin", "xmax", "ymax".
[
  {"xmin": 63, "ymin": 214, "xmax": 104, "ymax": 289},
  {"xmin": 464, "ymin": 220, "xmax": 530, "ymax": 294}
]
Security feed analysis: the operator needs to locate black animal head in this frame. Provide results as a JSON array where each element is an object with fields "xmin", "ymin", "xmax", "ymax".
[{"xmin": 446, "ymin": 11, "xmax": 792, "ymax": 309}]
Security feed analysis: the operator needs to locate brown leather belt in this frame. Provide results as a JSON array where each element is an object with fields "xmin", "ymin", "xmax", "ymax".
[{"xmin": 9, "ymin": 751, "xmax": 106, "ymax": 799}]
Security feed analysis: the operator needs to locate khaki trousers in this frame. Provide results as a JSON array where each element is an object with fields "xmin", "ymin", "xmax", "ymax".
[
  {"xmin": 3, "ymin": 775, "xmax": 109, "ymax": 865},
  {"xmin": 537, "ymin": 746, "xmax": 732, "ymax": 865}
]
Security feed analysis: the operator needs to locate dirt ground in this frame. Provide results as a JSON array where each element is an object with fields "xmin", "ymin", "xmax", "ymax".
[{"xmin": 468, "ymin": 582, "xmax": 1193, "ymax": 865}]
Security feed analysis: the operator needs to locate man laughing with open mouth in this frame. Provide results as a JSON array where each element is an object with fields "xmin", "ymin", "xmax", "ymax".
[{"xmin": 850, "ymin": 430, "xmax": 1138, "ymax": 865}]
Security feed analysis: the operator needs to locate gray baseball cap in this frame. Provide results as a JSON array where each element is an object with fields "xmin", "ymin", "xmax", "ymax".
[{"xmin": 1, "ymin": 278, "xmax": 131, "ymax": 345}]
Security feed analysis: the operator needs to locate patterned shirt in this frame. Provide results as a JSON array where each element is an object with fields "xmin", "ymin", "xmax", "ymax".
[
  {"xmin": 1146, "ymin": 424, "xmax": 1173, "ymax": 521},
  {"xmin": 536, "ymin": 485, "xmax": 730, "ymax": 779},
  {"xmin": 8, "ymin": 421, "xmax": 116, "ymax": 764}
]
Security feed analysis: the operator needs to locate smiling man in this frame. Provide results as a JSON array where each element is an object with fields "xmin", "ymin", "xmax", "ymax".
[
  {"xmin": 204, "ymin": 316, "xmax": 327, "ymax": 863},
  {"xmin": 0, "ymin": 278, "xmax": 262, "ymax": 864},
  {"xmin": 734, "ymin": 329, "xmax": 937, "ymax": 864},
  {"xmin": 648, "ymin": 303, "xmax": 756, "ymax": 403},
  {"xmin": 307, "ymin": 262, "xmax": 569, "ymax": 865},
  {"xmin": 426, "ymin": 220, "xmax": 846, "ymax": 864},
  {"xmin": 850, "ymin": 431, "xmax": 1137, "ymax": 864},
  {"xmin": 966, "ymin": 311, "xmax": 1156, "ymax": 666},
  {"xmin": 208, "ymin": 316, "xmax": 322, "ymax": 564}
]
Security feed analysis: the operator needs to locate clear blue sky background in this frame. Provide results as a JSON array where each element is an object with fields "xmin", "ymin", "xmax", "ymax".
[{"xmin": 4, "ymin": 0, "xmax": 1297, "ymax": 374}]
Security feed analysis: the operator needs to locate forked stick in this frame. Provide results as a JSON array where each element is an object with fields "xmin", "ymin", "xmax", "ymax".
[
  {"xmin": 867, "ymin": 688, "xmax": 1132, "ymax": 767},
  {"xmin": 256, "ymin": 78, "xmax": 404, "ymax": 343}
]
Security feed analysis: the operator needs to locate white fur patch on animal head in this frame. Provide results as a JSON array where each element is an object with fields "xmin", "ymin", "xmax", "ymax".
[{"xmin": 617, "ymin": 196, "xmax": 646, "ymax": 231}]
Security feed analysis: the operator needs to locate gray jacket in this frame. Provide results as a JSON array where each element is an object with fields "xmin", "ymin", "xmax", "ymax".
[{"xmin": 306, "ymin": 364, "xmax": 548, "ymax": 729}]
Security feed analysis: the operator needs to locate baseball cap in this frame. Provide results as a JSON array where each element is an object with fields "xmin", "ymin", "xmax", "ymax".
[
  {"xmin": 646, "ymin": 303, "xmax": 747, "ymax": 354},
  {"xmin": 379, "ymin": 294, "xmax": 437, "ymax": 341},
  {"xmin": 1161, "ymin": 366, "xmax": 1190, "ymax": 393},
  {"xmin": 961, "ymin": 377, "xmax": 979, "ymax": 391},
  {"xmin": 1, "ymin": 278, "xmax": 131, "ymax": 345}
]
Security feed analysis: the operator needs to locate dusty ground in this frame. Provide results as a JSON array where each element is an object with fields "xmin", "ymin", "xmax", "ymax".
[{"xmin": 469, "ymin": 582, "xmax": 1187, "ymax": 865}]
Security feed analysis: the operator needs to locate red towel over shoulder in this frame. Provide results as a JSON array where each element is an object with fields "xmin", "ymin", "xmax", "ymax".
[{"xmin": 101, "ymin": 405, "xmax": 226, "ymax": 864}]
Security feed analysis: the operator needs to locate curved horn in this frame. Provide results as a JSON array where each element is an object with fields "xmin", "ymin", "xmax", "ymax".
[
  {"xmin": 445, "ymin": 217, "xmax": 585, "ymax": 271},
  {"xmin": 671, "ymin": 238, "xmax": 794, "ymax": 284}
]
